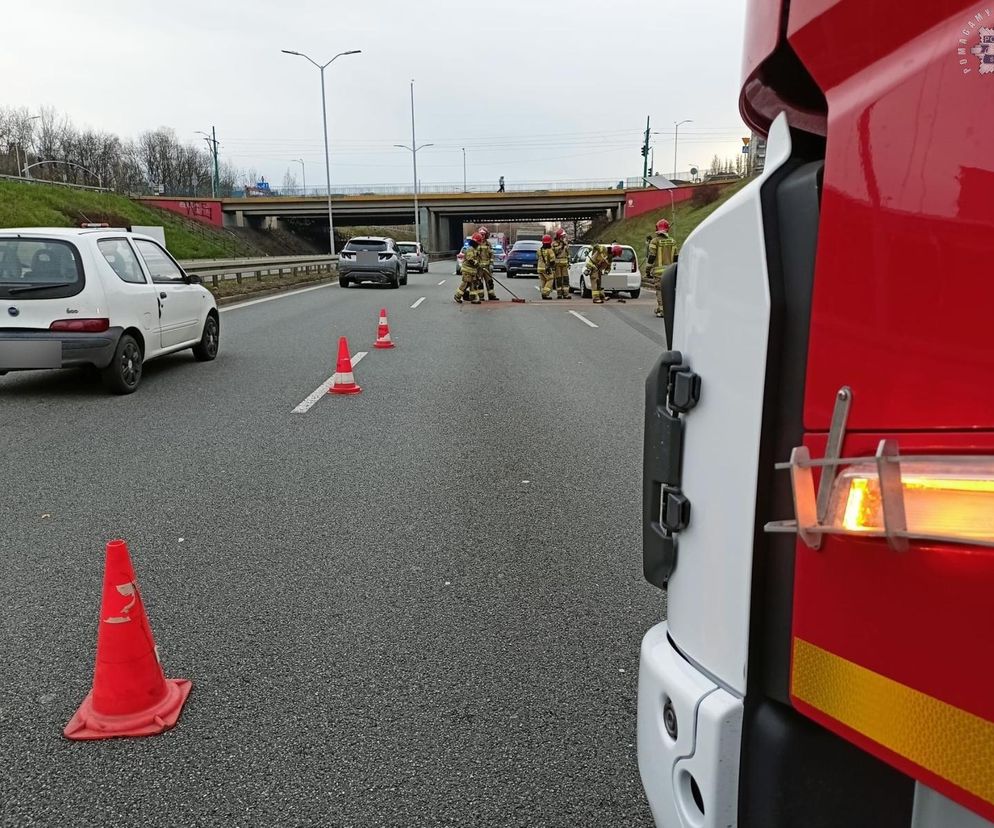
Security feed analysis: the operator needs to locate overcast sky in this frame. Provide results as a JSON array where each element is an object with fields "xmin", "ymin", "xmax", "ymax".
[{"xmin": 3, "ymin": 0, "xmax": 749, "ymax": 189}]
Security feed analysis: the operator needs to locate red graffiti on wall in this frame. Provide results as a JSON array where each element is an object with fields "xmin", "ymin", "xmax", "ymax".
[{"xmin": 142, "ymin": 198, "xmax": 223, "ymax": 227}]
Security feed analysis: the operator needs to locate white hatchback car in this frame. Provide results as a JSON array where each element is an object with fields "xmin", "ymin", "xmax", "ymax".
[
  {"xmin": 0, "ymin": 228, "xmax": 219, "ymax": 394},
  {"xmin": 568, "ymin": 244, "xmax": 642, "ymax": 299}
]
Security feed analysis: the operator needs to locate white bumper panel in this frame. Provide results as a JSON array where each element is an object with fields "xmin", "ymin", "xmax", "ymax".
[
  {"xmin": 912, "ymin": 784, "xmax": 993, "ymax": 828},
  {"xmin": 638, "ymin": 623, "xmax": 743, "ymax": 828},
  {"xmin": 665, "ymin": 113, "xmax": 793, "ymax": 695}
]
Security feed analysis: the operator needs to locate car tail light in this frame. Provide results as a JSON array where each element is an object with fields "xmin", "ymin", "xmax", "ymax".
[
  {"xmin": 49, "ymin": 318, "xmax": 110, "ymax": 333},
  {"xmin": 632, "ymin": 261, "xmax": 638, "ymax": 273}
]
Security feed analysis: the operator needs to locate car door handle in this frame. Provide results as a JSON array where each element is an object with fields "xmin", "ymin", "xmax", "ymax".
[{"xmin": 159, "ymin": 292, "xmax": 168, "ymax": 299}]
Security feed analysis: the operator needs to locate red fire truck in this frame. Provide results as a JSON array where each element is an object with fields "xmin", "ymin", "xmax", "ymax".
[{"xmin": 638, "ymin": 1, "xmax": 994, "ymax": 826}]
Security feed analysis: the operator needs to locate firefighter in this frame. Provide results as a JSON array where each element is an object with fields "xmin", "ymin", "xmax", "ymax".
[
  {"xmin": 455, "ymin": 232, "xmax": 483, "ymax": 304},
  {"xmin": 537, "ymin": 234, "xmax": 557, "ymax": 299},
  {"xmin": 583, "ymin": 243, "xmax": 621, "ymax": 304},
  {"xmin": 477, "ymin": 226, "xmax": 498, "ymax": 301},
  {"xmin": 646, "ymin": 218, "xmax": 677, "ymax": 318},
  {"xmin": 552, "ymin": 228, "xmax": 571, "ymax": 299}
]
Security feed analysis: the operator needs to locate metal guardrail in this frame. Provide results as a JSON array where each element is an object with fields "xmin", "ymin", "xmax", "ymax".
[
  {"xmin": 0, "ymin": 173, "xmax": 111, "ymax": 193},
  {"xmin": 180, "ymin": 255, "xmax": 338, "ymax": 288}
]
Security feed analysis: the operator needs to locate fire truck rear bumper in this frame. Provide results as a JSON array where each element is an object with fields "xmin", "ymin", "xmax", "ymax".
[{"xmin": 637, "ymin": 622, "xmax": 743, "ymax": 827}]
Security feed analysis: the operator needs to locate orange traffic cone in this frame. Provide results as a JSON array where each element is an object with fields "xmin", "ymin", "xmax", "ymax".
[
  {"xmin": 329, "ymin": 336, "xmax": 362, "ymax": 395},
  {"xmin": 374, "ymin": 308, "xmax": 395, "ymax": 349},
  {"xmin": 64, "ymin": 539, "xmax": 191, "ymax": 740}
]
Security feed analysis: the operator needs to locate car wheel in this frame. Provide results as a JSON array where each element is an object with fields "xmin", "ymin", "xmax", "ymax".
[
  {"xmin": 101, "ymin": 333, "xmax": 143, "ymax": 395},
  {"xmin": 192, "ymin": 314, "xmax": 219, "ymax": 362},
  {"xmin": 581, "ymin": 277, "xmax": 591, "ymax": 299},
  {"xmin": 340, "ymin": 277, "xmax": 350, "ymax": 288},
  {"xmin": 630, "ymin": 288, "xmax": 641, "ymax": 299},
  {"xmin": 390, "ymin": 272, "xmax": 400, "ymax": 289}
]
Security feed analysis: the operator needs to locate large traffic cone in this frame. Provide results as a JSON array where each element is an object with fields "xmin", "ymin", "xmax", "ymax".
[
  {"xmin": 374, "ymin": 308, "xmax": 395, "ymax": 349},
  {"xmin": 64, "ymin": 539, "xmax": 191, "ymax": 740},
  {"xmin": 329, "ymin": 336, "xmax": 362, "ymax": 395}
]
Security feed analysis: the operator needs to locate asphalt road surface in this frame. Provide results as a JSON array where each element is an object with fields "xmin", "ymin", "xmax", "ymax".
[{"xmin": 0, "ymin": 260, "xmax": 667, "ymax": 828}]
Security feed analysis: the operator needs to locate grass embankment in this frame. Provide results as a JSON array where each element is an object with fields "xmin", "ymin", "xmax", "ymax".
[
  {"xmin": 0, "ymin": 179, "xmax": 245, "ymax": 259},
  {"xmin": 209, "ymin": 268, "xmax": 337, "ymax": 302},
  {"xmin": 590, "ymin": 178, "xmax": 752, "ymax": 253}
]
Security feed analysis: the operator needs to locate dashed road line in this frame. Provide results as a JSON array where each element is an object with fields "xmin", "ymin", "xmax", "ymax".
[
  {"xmin": 411, "ymin": 297, "xmax": 426, "ymax": 309},
  {"xmin": 568, "ymin": 310, "xmax": 599, "ymax": 328},
  {"xmin": 292, "ymin": 352, "xmax": 367, "ymax": 414},
  {"xmin": 437, "ymin": 280, "xmax": 446, "ymax": 286}
]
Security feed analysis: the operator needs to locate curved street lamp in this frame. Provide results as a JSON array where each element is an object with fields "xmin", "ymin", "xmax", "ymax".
[
  {"xmin": 282, "ymin": 48, "xmax": 362, "ymax": 254},
  {"xmin": 673, "ymin": 119, "xmax": 693, "ymax": 180},
  {"xmin": 23, "ymin": 159, "xmax": 102, "ymax": 188}
]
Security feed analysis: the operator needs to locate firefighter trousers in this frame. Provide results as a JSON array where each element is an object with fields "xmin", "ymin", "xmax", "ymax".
[
  {"xmin": 456, "ymin": 270, "xmax": 482, "ymax": 303},
  {"xmin": 555, "ymin": 263, "xmax": 570, "ymax": 298},
  {"xmin": 539, "ymin": 268, "xmax": 556, "ymax": 298},
  {"xmin": 586, "ymin": 267, "xmax": 605, "ymax": 302}
]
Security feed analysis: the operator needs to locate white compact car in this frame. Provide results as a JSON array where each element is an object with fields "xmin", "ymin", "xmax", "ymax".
[
  {"xmin": 568, "ymin": 244, "xmax": 642, "ymax": 299},
  {"xmin": 0, "ymin": 228, "xmax": 219, "ymax": 394}
]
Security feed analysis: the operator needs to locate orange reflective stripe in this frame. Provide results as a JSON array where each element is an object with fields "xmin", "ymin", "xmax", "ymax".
[{"xmin": 792, "ymin": 638, "xmax": 994, "ymax": 808}]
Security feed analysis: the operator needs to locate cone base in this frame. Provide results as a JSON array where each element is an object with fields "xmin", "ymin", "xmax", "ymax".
[
  {"xmin": 374, "ymin": 340, "xmax": 395, "ymax": 349},
  {"xmin": 329, "ymin": 384, "xmax": 361, "ymax": 395},
  {"xmin": 63, "ymin": 677, "xmax": 192, "ymax": 741}
]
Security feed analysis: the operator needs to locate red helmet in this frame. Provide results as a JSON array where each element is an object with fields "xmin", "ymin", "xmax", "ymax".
[
  {"xmin": 656, "ymin": 219, "xmax": 671, "ymax": 232},
  {"xmin": 542, "ymin": 234, "xmax": 553, "ymax": 244},
  {"xmin": 610, "ymin": 244, "xmax": 623, "ymax": 256},
  {"xmin": 554, "ymin": 228, "xmax": 566, "ymax": 238},
  {"xmin": 471, "ymin": 232, "xmax": 483, "ymax": 243},
  {"xmin": 478, "ymin": 226, "xmax": 489, "ymax": 237}
]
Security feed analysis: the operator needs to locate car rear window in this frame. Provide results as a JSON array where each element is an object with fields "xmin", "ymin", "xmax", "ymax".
[
  {"xmin": 512, "ymin": 241, "xmax": 541, "ymax": 251},
  {"xmin": 613, "ymin": 248, "xmax": 636, "ymax": 263},
  {"xmin": 397, "ymin": 243, "xmax": 418, "ymax": 253},
  {"xmin": 0, "ymin": 238, "xmax": 84, "ymax": 299},
  {"xmin": 345, "ymin": 239, "xmax": 388, "ymax": 252}
]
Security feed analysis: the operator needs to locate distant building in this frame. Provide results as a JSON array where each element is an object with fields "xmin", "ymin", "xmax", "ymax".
[{"xmin": 748, "ymin": 133, "xmax": 767, "ymax": 174}]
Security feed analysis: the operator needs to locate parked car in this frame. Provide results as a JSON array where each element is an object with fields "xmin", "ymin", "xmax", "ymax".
[
  {"xmin": 396, "ymin": 241, "xmax": 428, "ymax": 273},
  {"xmin": 0, "ymin": 228, "xmax": 219, "ymax": 394},
  {"xmin": 338, "ymin": 236, "xmax": 408, "ymax": 288},
  {"xmin": 568, "ymin": 244, "xmax": 641, "ymax": 299},
  {"xmin": 568, "ymin": 243, "xmax": 585, "ymax": 262},
  {"xmin": 491, "ymin": 243, "xmax": 507, "ymax": 272},
  {"xmin": 506, "ymin": 240, "xmax": 541, "ymax": 277}
]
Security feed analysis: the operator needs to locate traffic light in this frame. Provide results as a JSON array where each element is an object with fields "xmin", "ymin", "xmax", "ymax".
[{"xmin": 641, "ymin": 145, "xmax": 648, "ymax": 157}]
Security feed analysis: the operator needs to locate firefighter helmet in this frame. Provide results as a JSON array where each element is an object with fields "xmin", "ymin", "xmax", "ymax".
[
  {"xmin": 554, "ymin": 228, "xmax": 566, "ymax": 238},
  {"xmin": 542, "ymin": 234, "xmax": 553, "ymax": 244},
  {"xmin": 610, "ymin": 244, "xmax": 623, "ymax": 256},
  {"xmin": 471, "ymin": 232, "xmax": 483, "ymax": 243},
  {"xmin": 656, "ymin": 219, "xmax": 671, "ymax": 233}
]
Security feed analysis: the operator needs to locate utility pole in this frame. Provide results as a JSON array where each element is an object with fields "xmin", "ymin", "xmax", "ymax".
[
  {"xmin": 641, "ymin": 116, "xmax": 651, "ymax": 184},
  {"xmin": 462, "ymin": 148, "xmax": 467, "ymax": 193},
  {"xmin": 211, "ymin": 126, "xmax": 220, "ymax": 197}
]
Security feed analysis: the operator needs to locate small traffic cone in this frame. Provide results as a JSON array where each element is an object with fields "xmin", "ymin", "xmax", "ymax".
[
  {"xmin": 329, "ymin": 336, "xmax": 361, "ymax": 395},
  {"xmin": 374, "ymin": 308, "xmax": 395, "ymax": 350},
  {"xmin": 64, "ymin": 539, "xmax": 191, "ymax": 740}
]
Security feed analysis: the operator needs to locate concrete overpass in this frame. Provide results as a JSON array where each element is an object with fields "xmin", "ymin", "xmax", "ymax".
[{"xmin": 220, "ymin": 189, "xmax": 629, "ymax": 252}]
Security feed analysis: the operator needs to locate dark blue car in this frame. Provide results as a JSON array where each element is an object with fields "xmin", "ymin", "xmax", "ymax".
[{"xmin": 506, "ymin": 240, "xmax": 541, "ymax": 277}]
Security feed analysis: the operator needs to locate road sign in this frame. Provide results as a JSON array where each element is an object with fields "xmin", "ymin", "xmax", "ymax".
[
  {"xmin": 742, "ymin": 136, "xmax": 751, "ymax": 146},
  {"xmin": 742, "ymin": 146, "xmax": 749, "ymax": 154}
]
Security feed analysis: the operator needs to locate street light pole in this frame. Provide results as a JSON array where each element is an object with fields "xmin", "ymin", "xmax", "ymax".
[
  {"xmin": 293, "ymin": 158, "xmax": 306, "ymax": 194},
  {"xmin": 282, "ymin": 48, "xmax": 361, "ymax": 255},
  {"xmin": 196, "ymin": 129, "xmax": 220, "ymax": 197},
  {"xmin": 395, "ymin": 80, "xmax": 433, "ymax": 249},
  {"xmin": 673, "ymin": 119, "xmax": 693, "ymax": 180},
  {"xmin": 462, "ymin": 147, "xmax": 467, "ymax": 193}
]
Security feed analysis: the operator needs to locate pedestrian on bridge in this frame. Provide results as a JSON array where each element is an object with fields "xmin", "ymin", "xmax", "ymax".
[
  {"xmin": 583, "ymin": 244, "xmax": 621, "ymax": 304},
  {"xmin": 552, "ymin": 228, "xmax": 572, "ymax": 299},
  {"xmin": 477, "ymin": 226, "xmax": 499, "ymax": 301},
  {"xmin": 455, "ymin": 232, "xmax": 483, "ymax": 304},
  {"xmin": 646, "ymin": 219, "xmax": 677, "ymax": 318},
  {"xmin": 537, "ymin": 235, "xmax": 558, "ymax": 300},
  {"xmin": 498, "ymin": 176, "xmax": 505, "ymax": 193}
]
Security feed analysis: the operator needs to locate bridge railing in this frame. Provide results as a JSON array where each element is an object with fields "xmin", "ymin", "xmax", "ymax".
[{"xmin": 233, "ymin": 178, "xmax": 650, "ymax": 198}]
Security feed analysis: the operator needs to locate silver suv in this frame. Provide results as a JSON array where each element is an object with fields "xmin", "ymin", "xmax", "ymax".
[{"xmin": 338, "ymin": 237, "xmax": 408, "ymax": 288}]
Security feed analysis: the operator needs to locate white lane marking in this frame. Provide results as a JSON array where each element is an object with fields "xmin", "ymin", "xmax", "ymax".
[
  {"xmin": 292, "ymin": 351, "xmax": 367, "ymax": 413},
  {"xmin": 533, "ymin": 285, "xmax": 540, "ymax": 291},
  {"xmin": 411, "ymin": 297, "xmax": 426, "ymax": 309},
  {"xmin": 219, "ymin": 282, "xmax": 334, "ymax": 313},
  {"xmin": 569, "ymin": 310, "xmax": 599, "ymax": 328},
  {"xmin": 437, "ymin": 280, "xmax": 446, "ymax": 286}
]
